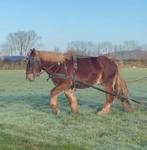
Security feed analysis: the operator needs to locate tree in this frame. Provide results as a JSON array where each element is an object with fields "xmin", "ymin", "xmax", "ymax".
[
  {"xmin": 67, "ymin": 41, "xmax": 100, "ymax": 56},
  {"xmin": 97, "ymin": 41, "xmax": 114, "ymax": 54},
  {"xmin": 2, "ymin": 30, "xmax": 41, "ymax": 56},
  {"xmin": 122, "ymin": 40, "xmax": 139, "ymax": 51}
]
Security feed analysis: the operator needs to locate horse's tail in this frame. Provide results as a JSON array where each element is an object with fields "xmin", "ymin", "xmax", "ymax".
[{"xmin": 114, "ymin": 64, "xmax": 128, "ymax": 98}]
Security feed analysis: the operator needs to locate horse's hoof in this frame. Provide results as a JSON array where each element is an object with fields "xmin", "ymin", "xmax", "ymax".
[
  {"xmin": 124, "ymin": 107, "xmax": 133, "ymax": 113},
  {"xmin": 70, "ymin": 111, "xmax": 80, "ymax": 115},
  {"xmin": 52, "ymin": 109, "xmax": 61, "ymax": 115},
  {"xmin": 97, "ymin": 110, "xmax": 109, "ymax": 115},
  {"xmin": 56, "ymin": 110, "xmax": 61, "ymax": 115}
]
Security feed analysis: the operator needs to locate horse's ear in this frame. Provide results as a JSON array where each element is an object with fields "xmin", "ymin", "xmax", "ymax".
[
  {"xmin": 30, "ymin": 48, "xmax": 36, "ymax": 52},
  {"xmin": 30, "ymin": 48, "xmax": 36, "ymax": 56}
]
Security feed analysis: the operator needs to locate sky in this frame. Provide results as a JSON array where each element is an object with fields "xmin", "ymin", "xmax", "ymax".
[{"xmin": 0, "ymin": 0, "xmax": 147, "ymax": 50}]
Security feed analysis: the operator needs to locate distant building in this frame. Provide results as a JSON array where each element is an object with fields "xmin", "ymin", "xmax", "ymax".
[{"xmin": 0, "ymin": 56, "xmax": 25, "ymax": 61}]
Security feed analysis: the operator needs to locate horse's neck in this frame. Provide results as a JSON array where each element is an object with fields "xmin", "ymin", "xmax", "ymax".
[{"xmin": 41, "ymin": 60, "xmax": 60, "ymax": 74}]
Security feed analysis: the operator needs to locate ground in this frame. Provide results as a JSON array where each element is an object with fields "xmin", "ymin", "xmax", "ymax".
[{"xmin": 0, "ymin": 69, "xmax": 147, "ymax": 150}]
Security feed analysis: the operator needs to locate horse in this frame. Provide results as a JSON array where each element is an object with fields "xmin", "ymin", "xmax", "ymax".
[{"xmin": 26, "ymin": 48, "xmax": 132, "ymax": 115}]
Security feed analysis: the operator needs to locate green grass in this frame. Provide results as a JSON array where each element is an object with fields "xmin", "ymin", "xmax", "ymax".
[{"xmin": 0, "ymin": 69, "xmax": 147, "ymax": 150}]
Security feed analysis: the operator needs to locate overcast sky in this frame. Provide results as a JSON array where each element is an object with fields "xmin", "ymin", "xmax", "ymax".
[{"xmin": 0, "ymin": 0, "xmax": 146, "ymax": 50}]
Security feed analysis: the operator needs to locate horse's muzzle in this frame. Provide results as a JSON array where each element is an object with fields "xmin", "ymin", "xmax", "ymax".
[{"xmin": 26, "ymin": 73, "xmax": 35, "ymax": 81}]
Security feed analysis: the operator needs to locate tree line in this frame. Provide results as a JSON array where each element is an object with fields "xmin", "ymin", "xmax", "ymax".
[
  {"xmin": 0, "ymin": 30, "xmax": 147, "ymax": 56},
  {"xmin": 67, "ymin": 41, "xmax": 147, "ymax": 56}
]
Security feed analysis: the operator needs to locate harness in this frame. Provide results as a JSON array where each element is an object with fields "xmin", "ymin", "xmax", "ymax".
[
  {"xmin": 26, "ymin": 55, "xmax": 147, "ymax": 107},
  {"xmin": 46, "ymin": 55, "xmax": 78, "ymax": 91},
  {"xmin": 72, "ymin": 55, "xmax": 78, "ymax": 90},
  {"xmin": 27, "ymin": 54, "xmax": 78, "ymax": 84}
]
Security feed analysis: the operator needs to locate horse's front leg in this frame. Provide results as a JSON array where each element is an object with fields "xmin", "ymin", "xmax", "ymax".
[
  {"xmin": 50, "ymin": 89, "xmax": 60, "ymax": 114},
  {"xmin": 64, "ymin": 89, "xmax": 78, "ymax": 113},
  {"xmin": 50, "ymin": 81, "xmax": 72, "ymax": 114}
]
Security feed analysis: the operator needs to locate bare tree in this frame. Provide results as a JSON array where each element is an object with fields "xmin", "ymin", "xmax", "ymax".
[
  {"xmin": 1, "ymin": 42, "xmax": 13, "ymax": 56},
  {"xmin": 53, "ymin": 47, "xmax": 61, "ymax": 52},
  {"xmin": 2, "ymin": 30, "xmax": 41, "ymax": 56},
  {"xmin": 97, "ymin": 41, "xmax": 114, "ymax": 54},
  {"xmin": 142, "ymin": 44, "xmax": 147, "ymax": 51},
  {"xmin": 122, "ymin": 40, "xmax": 139, "ymax": 51},
  {"xmin": 67, "ymin": 41, "xmax": 100, "ymax": 56},
  {"xmin": 67, "ymin": 40, "xmax": 147, "ymax": 59}
]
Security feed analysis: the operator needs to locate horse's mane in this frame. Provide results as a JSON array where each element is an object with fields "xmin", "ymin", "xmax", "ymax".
[{"xmin": 37, "ymin": 51, "xmax": 72, "ymax": 64}]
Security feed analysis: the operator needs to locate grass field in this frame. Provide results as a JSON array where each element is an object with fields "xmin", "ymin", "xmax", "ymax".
[{"xmin": 0, "ymin": 69, "xmax": 147, "ymax": 150}]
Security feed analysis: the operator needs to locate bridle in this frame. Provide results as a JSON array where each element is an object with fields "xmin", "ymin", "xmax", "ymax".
[
  {"xmin": 26, "ymin": 56, "xmax": 42, "ymax": 79},
  {"xmin": 26, "ymin": 53, "xmax": 147, "ymax": 107},
  {"xmin": 26, "ymin": 55, "xmax": 61, "ymax": 80}
]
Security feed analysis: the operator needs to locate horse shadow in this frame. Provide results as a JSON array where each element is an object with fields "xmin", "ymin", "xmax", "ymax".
[{"xmin": 0, "ymin": 93, "xmax": 103, "ymax": 114}]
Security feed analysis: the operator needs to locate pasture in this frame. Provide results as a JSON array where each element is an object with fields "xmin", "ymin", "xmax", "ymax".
[{"xmin": 0, "ymin": 69, "xmax": 147, "ymax": 150}]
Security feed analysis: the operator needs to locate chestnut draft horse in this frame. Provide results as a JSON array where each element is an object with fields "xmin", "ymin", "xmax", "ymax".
[{"xmin": 26, "ymin": 48, "xmax": 132, "ymax": 115}]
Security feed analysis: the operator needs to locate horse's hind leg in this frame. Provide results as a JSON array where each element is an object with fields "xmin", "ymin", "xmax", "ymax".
[
  {"xmin": 64, "ymin": 89, "xmax": 78, "ymax": 113},
  {"xmin": 121, "ymin": 99, "xmax": 133, "ymax": 112},
  {"xmin": 97, "ymin": 83, "xmax": 115, "ymax": 115}
]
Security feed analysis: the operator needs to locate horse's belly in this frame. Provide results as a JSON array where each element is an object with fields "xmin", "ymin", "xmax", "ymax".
[{"xmin": 75, "ymin": 72, "xmax": 102, "ymax": 89}]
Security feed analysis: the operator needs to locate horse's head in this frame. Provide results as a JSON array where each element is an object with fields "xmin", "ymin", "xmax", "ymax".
[{"xmin": 26, "ymin": 48, "xmax": 42, "ymax": 81}]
